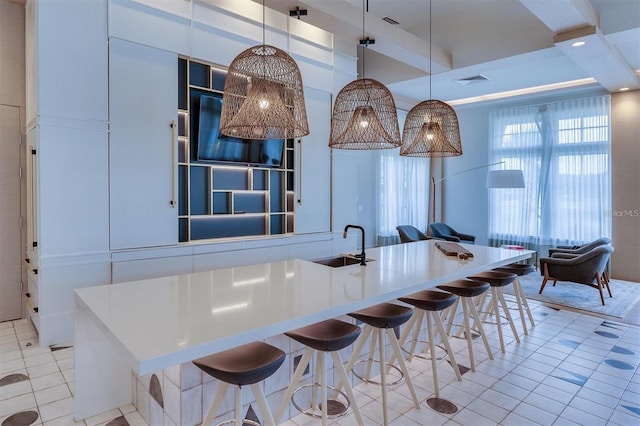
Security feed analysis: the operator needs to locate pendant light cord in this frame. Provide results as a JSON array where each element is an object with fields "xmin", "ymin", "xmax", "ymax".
[
  {"xmin": 429, "ymin": 0, "xmax": 432, "ymax": 99},
  {"xmin": 262, "ymin": 0, "xmax": 266, "ymax": 45},
  {"xmin": 361, "ymin": 0, "xmax": 366, "ymax": 79}
]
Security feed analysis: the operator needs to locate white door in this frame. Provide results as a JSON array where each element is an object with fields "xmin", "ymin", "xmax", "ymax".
[
  {"xmin": 109, "ymin": 38, "xmax": 178, "ymax": 249},
  {"xmin": 0, "ymin": 105, "xmax": 23, "ymax": 321}
]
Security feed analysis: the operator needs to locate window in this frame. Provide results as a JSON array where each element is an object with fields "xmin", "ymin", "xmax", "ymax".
[
  {"xmin": 489, "ymin": 95, "xmax": 611, "ymax": 249},
  {"xmin": 376, "ymin": 110, "xmax": 430, "ymax": 246}
]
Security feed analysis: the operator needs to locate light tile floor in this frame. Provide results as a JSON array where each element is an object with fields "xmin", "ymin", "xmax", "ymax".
[{"xmin": 1, "ymin": 295, "xmax": 640, "ymax": 425}]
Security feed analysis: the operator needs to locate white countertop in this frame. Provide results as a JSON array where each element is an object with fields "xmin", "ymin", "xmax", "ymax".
[{"xmin": 75, "ymin": 240, "xmax": 532, "ymax": 375}]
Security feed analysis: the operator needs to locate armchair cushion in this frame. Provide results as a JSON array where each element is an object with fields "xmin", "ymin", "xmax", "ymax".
[{"xmin": 428, "ymin": 223, "xmax": 475, "ymax": 244}]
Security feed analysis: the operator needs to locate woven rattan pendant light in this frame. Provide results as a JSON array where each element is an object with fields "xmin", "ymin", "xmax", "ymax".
[
  {"xmin": 400, "ymin": 0, "xmax": 462, "ymax": 157},
  {"xmin": 329, "ymin": 1, "xmax": 401, "ymax": 150},
  {"xmin": 219, "ymin": 1, "xmax": 309, "ymax": 140}
]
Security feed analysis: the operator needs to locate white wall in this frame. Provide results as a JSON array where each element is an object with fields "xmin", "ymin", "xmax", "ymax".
[
  {"xmin": 611, "ymin": 90, "xmax": 640, "ymax": 282},
  {"xmin": 440, "ymin": 106, "xmax": 492, "ymax": 245}
]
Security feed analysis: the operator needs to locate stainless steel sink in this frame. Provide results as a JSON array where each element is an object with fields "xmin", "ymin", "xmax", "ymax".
[{"xmin": 312, "ymin": 256, "xmax": 363, "ymax": 267}]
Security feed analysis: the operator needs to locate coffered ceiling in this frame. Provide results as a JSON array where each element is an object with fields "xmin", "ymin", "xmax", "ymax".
[{"xmin": 258, "ymin": 0, "xmax": 640, "ymax": 109}]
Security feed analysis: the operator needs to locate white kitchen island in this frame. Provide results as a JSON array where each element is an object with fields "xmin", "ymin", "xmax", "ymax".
[{"xmin": 74, "ymin": 240, "xmax": 532, "ymax": 421}]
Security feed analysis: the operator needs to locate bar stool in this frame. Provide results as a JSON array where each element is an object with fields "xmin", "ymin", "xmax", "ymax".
[
  {"xmin": 193, "ymin": 341, "xmax": 286, "ymax": 426},
  {"xmin": 468, "ymin": 270, "xmax": 521, "ymax": 353},
  {"xmin": 275, "ymin": 319, "xmax": 364, "ymax": 426},
  {"xmin": 393, "ymin": 290, "xmax": 462, "ymax": 399},
  {"xmin": 437, "ymin": 279, "xmax": 494, "ymax": 371},
  {"xmin": 340, "ymin": 303, "xmax": 421, "ymax": 426},
  {"xmin": 494, "ymin": 263, "xmax": 536, "ymax": 334}
]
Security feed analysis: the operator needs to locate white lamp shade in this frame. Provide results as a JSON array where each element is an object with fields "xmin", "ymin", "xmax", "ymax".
[{"xmin": 486, "ymin": 170, "xmax": 525, "ymax": 188}]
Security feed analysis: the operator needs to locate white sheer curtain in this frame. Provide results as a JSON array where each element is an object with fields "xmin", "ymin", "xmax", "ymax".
[
  {"xmin": 489, "ymin": 95, "xmax": 611, "ymax": 252},
  {"xmin": 376, "ymin": 111, "xmax": 430, "ymax": 245}
]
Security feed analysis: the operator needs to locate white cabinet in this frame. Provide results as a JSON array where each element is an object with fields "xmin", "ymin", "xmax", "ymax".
[
  {"xmin": 109, "ymin": 38, "xmax": 178, "ymax": 249},
  {"xmin": 295, "ymin": 87, "xmax": 331, "ymax": 234}
]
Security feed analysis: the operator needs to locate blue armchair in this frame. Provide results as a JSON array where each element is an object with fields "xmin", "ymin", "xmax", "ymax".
[
  {"xmin": 396, "ymin": 225, "xmax": 433, "ymax": 243},
  {"xmin": 428, "ymin": 223, "xmax": 475, "ymax": 244}
]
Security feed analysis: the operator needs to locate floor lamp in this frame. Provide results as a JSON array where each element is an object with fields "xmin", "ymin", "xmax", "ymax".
[
  {"xmin": 486, "ymin": 170, "xmax": 526, "ymax": 189},
  {"xmin": 429, "ymin": 161, "xmax": 510, "ymax": 223}
]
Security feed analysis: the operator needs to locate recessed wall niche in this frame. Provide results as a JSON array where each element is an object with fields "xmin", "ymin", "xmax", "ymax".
[{"xmin": 177, "ymin": 58, "xmax": 295, "ymax": 242}]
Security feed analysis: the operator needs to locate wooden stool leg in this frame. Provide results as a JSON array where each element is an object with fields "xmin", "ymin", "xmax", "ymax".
[
  {"xmin": 496, "ymin": 287, "xmax": 520, "ymax": 344},
  {"xmin": 385, "ymin": 328, "xmax": 420, "ymax": 409},
  {"xmin": 364, "ymin": 328, "xmax": 380, "ymax": 380},
  {"xmin": 312, "ymin": 351, "xmax": 322, "ymax": 414},
  {"xmin": 426, "ymin": 311, "xmax": 439, "ymax": 398},
  {"xmin": 378, "ymin": 329, "xmax": 388, "ymax": 426},
  {"xmin": 335, "ymin": 325, "xmax": 372, "ymax": 395},
  {"xmin": 330, "ymin": 351, "xmax": 365, "ymax": 426},
  {"xmin": 275, "ymin": 347, "xmax": 313, "ymax": 423},
  {"xmin": 460, "ymin": 298, "xmax": 475, "ymax": 371},
  {"xmin": 407, "ymin": 311, "xmax": 425, "ymax": 360},
  {"xmin": 467, "ymin": 296, "xmax": 494, "ymax": 361},
  {"xmin": 318, "ymin": 351, "xmax": 327, "ymax": 426},
  {"xmin": 389, "ymin": 310, "xmax": 421, "ymax": 367},
  {"xmin": 203, "ymin": 381, "xmax": 230, "ymax": 425},
  {"xmin": 476, "ymin": 291, "xmax": 490, "ymax": 322},
  {"xmin": 511, "ymin": 278, "xmax": 528, "ymax": 335},
  {"xmin": 234, "ymin": 386, "xmax": 242, "ymax": 426},
  {"xmin": 513, "ymin": 278, "xmax": 536, "ymax": 327},
  {"xmin": 433, "ymin": 311, "xmax": 462, "ymax": 382},
  {"xmin": 492, "ymin": 287, "xmax": 506, "ymax": 353},
  {"xmin": 250, "ymin": 382, "xmax": 276, "ymax": 426}
]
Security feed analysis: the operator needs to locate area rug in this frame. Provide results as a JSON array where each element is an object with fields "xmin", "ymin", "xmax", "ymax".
[{"xmin": 504, "ymin": 272, "xmax": 640, "ymax": 318}]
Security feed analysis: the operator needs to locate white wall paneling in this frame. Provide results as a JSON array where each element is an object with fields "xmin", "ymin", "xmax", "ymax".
[
  {"xmin": 109, "ymin": 0, "xmax": 191, "ymax": 55},
  {"xmin": 128, "ymin": 0, "xmax": 192, "ymax": 19},
  {"xmin": 109, "ymin": 38, "xmax": 179, "ymax": 250},
  {"xmin": 112, "ymin": 256, "xmax": 193, "ymax": 284},
  {"xmin": 36, "ymin": 0, "xmax": 108, "ymax": 120},
  {"xmin": 38, "ymin": 124, "xmax": 110, "ymax": 256},
  {"xmin": 331, "ymin": 151, "xmax": 359, "ymax": 240},
  {"xmin": 289, "ymin": 37, "xmax": 334, "ymax": 66},
  {"xmin": 37, "ymin": 260, "xmax": 111, "ymax": 345},
  {"xmin": 294, "ymin": 55, "xmax": 334, "ymax": 93},
  {"xmin": 289, "ymin": 17, "xmax": 333, "ymax": 49},
  {"xmin": 295, "ymin": 87, "xmax": 331, "ymax": 234},
  {"xmin": 191, "ymin": 22, "xmax": 253, "ymax": 67}
]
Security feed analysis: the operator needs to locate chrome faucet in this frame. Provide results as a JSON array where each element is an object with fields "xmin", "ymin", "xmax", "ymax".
[{"xmin": 343, "ymin": 224, "xmax": 366, "ymax": 265}]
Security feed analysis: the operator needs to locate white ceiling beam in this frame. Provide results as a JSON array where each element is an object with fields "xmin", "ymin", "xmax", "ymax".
[
  {"xmin": 521, "ymin": 0, "xmax": 639, "ymax": 92},
  {"xmin": 518, "ymin": 0, "xmax": 598, "ymax": 32},
  {"xmin": 554, "ymin": 26, "xmax": 640, "ymax": 91},
  {"xmin": 296, "ymin": 0, "xmax": 451, "ymax": 74}
]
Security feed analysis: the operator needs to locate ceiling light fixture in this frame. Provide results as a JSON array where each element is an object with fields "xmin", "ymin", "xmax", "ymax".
[
  {"xmin": 571, "ymin": 41, "xmax": 586, "ymax": 47},
  {"xmin": 620, "ymin": 87, "xmax": 630, "ymax": 91},
  {"xmin": 219, "ymin": 0, "xmax": 309, "ymax": 140},
  {"xmin": 400, "ymin": 0, "xmax": 462, "ymax": 158},
  {"xmin": 328, "ymin": 0, "xmax": 401, "ymax": 150}
]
